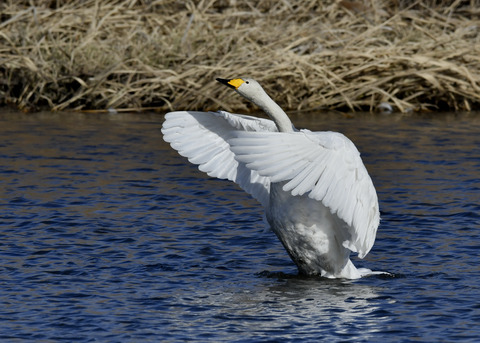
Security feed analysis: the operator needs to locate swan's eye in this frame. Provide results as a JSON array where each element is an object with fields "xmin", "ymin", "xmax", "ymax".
[{"xmin": 245, "ymin": 81, "xmax": 249, "ymax": 84}]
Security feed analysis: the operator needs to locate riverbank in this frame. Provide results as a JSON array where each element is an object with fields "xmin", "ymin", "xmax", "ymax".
[{"xmin": 1, "ymin": 1, "xmax": 479, "ymax": 113}]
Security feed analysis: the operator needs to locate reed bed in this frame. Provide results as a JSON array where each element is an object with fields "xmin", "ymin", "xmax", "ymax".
[{"xmin": 1, "ymin": 0, "xmax": 479, "ymax": 113}]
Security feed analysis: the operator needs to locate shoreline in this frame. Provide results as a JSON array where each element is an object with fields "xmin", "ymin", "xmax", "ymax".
[{"xmin": 1, "ymin": 1, "xmax": 479, "ymax": 113}]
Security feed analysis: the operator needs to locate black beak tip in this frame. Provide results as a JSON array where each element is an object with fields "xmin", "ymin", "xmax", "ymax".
[{"xmin": 216, "ymin": 78, "xmax": 235, "ymax": 89}]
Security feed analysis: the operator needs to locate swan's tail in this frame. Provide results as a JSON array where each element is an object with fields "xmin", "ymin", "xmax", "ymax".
[{"xmin": 357, "ymin": 268, "xmax": 393, "ymax": 278}]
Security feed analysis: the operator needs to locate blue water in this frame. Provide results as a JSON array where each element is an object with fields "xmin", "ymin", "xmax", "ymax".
[{"xmin": 0, "ymin": 111, "xmax": 479, "ymax": 342}]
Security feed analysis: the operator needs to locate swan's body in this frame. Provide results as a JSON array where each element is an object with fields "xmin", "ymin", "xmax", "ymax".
[{"xmin": 161, "ymin": 78, "xmax": 380, "ymax": 279}]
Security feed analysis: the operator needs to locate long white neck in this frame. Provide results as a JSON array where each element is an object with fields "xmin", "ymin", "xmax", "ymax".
[{"xmin": 246, "ymin": 91, "xmax": 294, "ymax": 133}]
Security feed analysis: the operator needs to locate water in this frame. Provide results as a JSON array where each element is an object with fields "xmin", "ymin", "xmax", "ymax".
[{"xmin": 0, "ymin": 110, "xmax": 479, "ymax": 342}]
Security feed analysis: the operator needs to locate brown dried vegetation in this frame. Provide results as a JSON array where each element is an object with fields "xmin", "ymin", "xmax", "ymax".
[{"xmin": 1, "ymin": 0, "xmax": 479, "ymax": 113}]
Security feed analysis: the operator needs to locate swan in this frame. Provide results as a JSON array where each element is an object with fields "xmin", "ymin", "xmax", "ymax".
[{"xmin": 161, "ymin": 77, "xmax": 380, "ymax": 279}]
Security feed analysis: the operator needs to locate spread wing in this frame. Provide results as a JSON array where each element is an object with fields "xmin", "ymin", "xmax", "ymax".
[
  {"xmin": 161, "ymin": 110, "xmax": 277, "ymax": 207},
  {"xmin": 228, "ymin": 129, "xmax": 380, "ymax": 258}
]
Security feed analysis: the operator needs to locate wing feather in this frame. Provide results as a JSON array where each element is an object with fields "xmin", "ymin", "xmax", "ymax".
[
  {"xmin": 162, "ymin": 111, "xmax": 277, "ymax": 207},
  {"xmin": 229, "ymin": 129, "xmax": 380, "ymax": 258}
]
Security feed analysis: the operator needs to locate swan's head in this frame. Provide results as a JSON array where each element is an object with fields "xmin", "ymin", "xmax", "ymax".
[
  {"xmin": 216, "ymin": 78, "xmax": 267, "ymax": 104},
  {"xmin": 216, "ymin": 77, "xmax": 293, "ymax": 132}
]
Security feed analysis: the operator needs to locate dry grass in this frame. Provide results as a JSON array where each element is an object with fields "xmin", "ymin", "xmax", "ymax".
[{"xmin": 1, "ymin": 0, "xmax": 480, "ymax": 113}]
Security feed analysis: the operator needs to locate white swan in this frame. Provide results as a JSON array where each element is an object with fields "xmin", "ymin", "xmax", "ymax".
[{"xmin": 161, "ymin": 78, "xmax": 380, "ymax": 279}]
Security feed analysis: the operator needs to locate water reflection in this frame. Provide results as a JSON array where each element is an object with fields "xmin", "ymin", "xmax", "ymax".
[{"xmin": 168, "ymin": 274, "xmax": 389, "ymax": 341}]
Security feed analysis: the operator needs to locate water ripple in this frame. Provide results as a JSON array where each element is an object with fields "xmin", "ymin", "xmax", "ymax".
[{"xmin": 0, "ymin": 112, "xmax": 479, "ymax": 341}]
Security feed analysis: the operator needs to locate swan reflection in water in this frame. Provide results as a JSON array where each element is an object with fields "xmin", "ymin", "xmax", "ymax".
[{"xmin": 179, "ymin": 274, "xmax": 390, "ymax": 340}]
